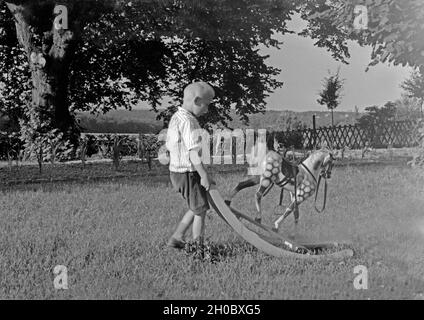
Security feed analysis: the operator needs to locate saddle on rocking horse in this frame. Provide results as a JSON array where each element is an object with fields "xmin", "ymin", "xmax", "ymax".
[
  {"xmin": 277, "ymin": 153, "xmax": 309, "ymax": 206},
  {"xmin": 280, "ymin": 157, "xmax": 300, "ymax": 182}
]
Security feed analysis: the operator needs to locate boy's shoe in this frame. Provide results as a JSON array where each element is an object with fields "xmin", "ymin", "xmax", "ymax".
[{"xmin": 167, "ymin": 237, "xmax": 186, "ymax": 249}]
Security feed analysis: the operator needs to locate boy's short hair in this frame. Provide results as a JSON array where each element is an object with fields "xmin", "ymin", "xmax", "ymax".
[{"xmin": 183, "ymin": 81, "xmax": 215, "ymax": 103}]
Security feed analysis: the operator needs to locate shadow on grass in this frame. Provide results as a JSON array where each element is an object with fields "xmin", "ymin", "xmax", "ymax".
[
  {"xmin": 0, "ymin": 175, "xmax": 174, "ymax": 194},
  {"xmin": 183, "ymin": 240, "xmax": 258, "ymax": 264},
  {"xmin": 0, "ymin": 160, "xmax": 412, "ymax": 195}
]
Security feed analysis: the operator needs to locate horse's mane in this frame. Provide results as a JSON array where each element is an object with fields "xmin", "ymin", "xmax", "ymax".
[{"xmin": 307, "ymin": 147, "xmax": 331, "ymax": 171}]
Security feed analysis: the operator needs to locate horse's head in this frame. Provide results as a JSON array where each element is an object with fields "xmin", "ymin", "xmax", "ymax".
[
  {"xmin": 320, "ymin": 149, "xmax": 335, "ymax": 179},
  {"xmin": 311, "ymin": 140, "xmax": 338, "ymax": 179},
  {"xmin": 308, "ymin": 147, "xmax": 335, "ymax": 180}
]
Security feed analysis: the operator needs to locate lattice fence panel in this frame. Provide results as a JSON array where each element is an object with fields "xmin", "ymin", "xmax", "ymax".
[{"xmin": 294, "ymin": 120, "xmax": 417, "ymax": 150}]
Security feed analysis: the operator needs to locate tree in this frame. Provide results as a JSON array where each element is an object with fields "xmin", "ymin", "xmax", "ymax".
[
  {"xmin": 302, "ymin": 0, "xmax": 424, "ymax": 164},
  {"xmin": 401, "ymin": 69, "xmax": 424, "ymax": 118},
  {"xmin": 302, "ymin": 0, "xmax": 424, "ymax": 70},
  {"xmin": 356, "ymin": 102, "xmax": 396, "ymax": 147},
  {"xmin": 1, "ymin": 0, "xmax": 356, "ymax": 144},
  {"xmin": 1, "ymin": 0, "xmax": 287, "ymax": 142},
  {"xmin": 394, "ymin": 94, "xmax": 422, "ymax": 121},
  {"xmin": 317, "ymin": 69, "xmax": 344, "ymax": 126},
  {"xmin": 0, "ymin": 4, "xmax": 30, "ymax": 132}
]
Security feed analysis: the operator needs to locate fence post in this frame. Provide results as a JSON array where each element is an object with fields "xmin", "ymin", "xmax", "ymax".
[
  {"xmin": 312, "ymin": 115, "xmax": 317, "ymax": 149},
  {"xmin": 137, "ymin": 133, "xmax": 143, "ymax": 160}
]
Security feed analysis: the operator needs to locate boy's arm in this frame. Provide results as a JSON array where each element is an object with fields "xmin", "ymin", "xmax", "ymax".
[
  {"xmin": 189, "ymin": 149, "xmax": 213, "ymax": 190},
  {"xmin": 189, "ymin": 150, "xmax": 207, "ymax": 176},
  {"xmin": 181, "ymin": 120, "xmax": 214, "ymax": 189}
]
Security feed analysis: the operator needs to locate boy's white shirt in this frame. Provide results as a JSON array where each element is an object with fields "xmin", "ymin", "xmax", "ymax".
[{"xmin": 166, "ymin": 107, "xmax": 202, "ymax": 173}]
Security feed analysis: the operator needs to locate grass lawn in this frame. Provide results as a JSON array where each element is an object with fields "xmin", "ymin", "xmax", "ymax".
[{"xmin": 0, "ymin": 163, "xmax": 423, "ymax": 299}]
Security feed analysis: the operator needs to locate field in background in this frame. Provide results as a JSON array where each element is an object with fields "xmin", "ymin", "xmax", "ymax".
[
  {"xmin": 0, "ymin": 164, "xmax": 423, "ymax": 299},
  {"xmin": 76, "ymin": 109, "xmax": 360, "ymax": 134}
]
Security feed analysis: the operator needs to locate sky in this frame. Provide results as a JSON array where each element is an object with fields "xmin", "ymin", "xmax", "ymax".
[
  {"xmin": 135, "ymin": 14, "xmax": 414, "ymax": 113},
  {"xmin": 261, "ymin": 15, "xmax": 414, "ymax": 112}
]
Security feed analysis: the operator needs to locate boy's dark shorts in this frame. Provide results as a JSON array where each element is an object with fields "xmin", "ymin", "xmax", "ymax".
[{"xmin": 170, "ymin": 171, "xmax": 210, "ymax": 215}]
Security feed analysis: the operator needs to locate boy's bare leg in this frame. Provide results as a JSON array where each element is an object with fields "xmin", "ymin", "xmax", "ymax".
[
  {"xmin": 192, "ymin": 210, "xmax": 206, "ymax": 242},
  {"xmin": 169, "ymin": 210, "xmax": 195, "ymax": 244}
]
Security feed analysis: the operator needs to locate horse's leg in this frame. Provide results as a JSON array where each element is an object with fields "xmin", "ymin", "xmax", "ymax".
[
  {"xmin": 292, "ymin": 194, "xmax": 310, "ymax": 238},
  {"xmin": 273, "ymin": 192, "xmax": 296, "ymax": 231},
  {"xmin": 262, "ymin": 182, "xmax": 274, "ymax": 198},
  {"xmin": 254, "ymin": 182, "xmax": 273, "ymax": 223},
  {"xmin": 292, "ymin": 187, "xmax": 309, "ymax": 237},
  {"xmin": 279, "ymin": 188, "xmax": 284, "ymax": 206},
  {"xmin": 276, "ymin": 172, "xmax": 286, "ymax": 206},
  {"xmin": 293, "ymin": 200, "xmax": 300, "ymax": 238},
  {"xmin": 226, "ymin": 175, "xmax": 260, "ymax": 205}
]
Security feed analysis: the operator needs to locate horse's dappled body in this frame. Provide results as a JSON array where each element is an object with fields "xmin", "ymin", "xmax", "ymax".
[{"xmin": 226, "ymin": 147, "xmax": 335, "ymax": 232}]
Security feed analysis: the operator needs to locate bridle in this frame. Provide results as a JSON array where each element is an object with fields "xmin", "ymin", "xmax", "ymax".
[{"xmin": 320, "ymin": 153, "xmax": 335, "ymax": 179}]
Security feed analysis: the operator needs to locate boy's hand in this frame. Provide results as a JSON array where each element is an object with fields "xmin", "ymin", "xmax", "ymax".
[{"xmin": 200, "ymin": 174, "xmax": 215, "ymax": 191}]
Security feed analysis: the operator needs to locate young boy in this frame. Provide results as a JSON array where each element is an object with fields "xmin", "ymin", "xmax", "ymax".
[{"xmin": 165, "ymin": 81, "xmax": 215, "ymax": 249}]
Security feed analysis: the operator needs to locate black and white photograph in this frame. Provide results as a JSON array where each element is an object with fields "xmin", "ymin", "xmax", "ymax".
[{"xmin": 0, "ymin": 0, "xmax": 423, "ymax": 305}]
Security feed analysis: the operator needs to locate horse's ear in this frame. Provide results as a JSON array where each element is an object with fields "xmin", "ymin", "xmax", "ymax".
[
  {"xmin": 273, "ymin": 136, "xmax": 279, "ymax": 151},
  {"xmin": 329, "ymin": 140, "xmax": 335, "ymax": 153},
  {"xmin": 320, "ymin": 141, "xmax": 328, "ymax": 150}
]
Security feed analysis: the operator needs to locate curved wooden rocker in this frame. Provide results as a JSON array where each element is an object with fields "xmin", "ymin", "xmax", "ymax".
[{"xmin": 207, "ymin": 188, "xmax": 353, "ymax": 260}]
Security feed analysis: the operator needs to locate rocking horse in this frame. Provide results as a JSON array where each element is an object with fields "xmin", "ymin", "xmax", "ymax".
[{"xmin": 225, "ymin": 135, "xmax": 336, "ymax": 233}]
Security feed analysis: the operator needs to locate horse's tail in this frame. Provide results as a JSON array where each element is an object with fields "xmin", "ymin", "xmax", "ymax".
[{"xmin": 226, "ymin": 175, "xmax": 260, "ymax": 205}]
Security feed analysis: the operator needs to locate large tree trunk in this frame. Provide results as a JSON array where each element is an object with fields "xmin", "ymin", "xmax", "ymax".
[{"xmin": 6, "ymin": 2, "xmax": 79, "ymax": 144}]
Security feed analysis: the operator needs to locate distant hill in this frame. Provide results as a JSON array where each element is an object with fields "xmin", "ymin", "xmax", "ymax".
[
  {"xmin": 77, "ymin": 109, "xmax": 362, "ymax": 134},
  {"xmin": 224, "ymin": 110, "xmax": 361, "ymax": 130},
  {"xmin": 77, "ymin": 110, "xmax": 163, "ymax": 134}
]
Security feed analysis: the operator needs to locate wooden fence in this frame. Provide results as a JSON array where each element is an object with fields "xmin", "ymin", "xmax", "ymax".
[
  {"xmin": 298, "ymin": 120, "xmax": 417, "ymax": 149},
  {"xmin": 1, "ymin": 120, "xmax": 416, "ymax": 165},
  {"xmin": 81, "ymin": 120, "xmax": 417, "ymax": 161}
]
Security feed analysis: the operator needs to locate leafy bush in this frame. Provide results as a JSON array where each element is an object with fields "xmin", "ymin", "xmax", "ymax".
[
  {"xmin": 356, "ymin": 103, "xmax": 397, "ymax": 147},
  {"xmin": 82, "ymin": 134, "xmax": 101, "ymax": 157},
  {"xmin": 273, "ymin": 130, "xmax": 304, "ymax": 149},
  {"xmin": 81, "ymin": 134, "xmax": 162, "ymax": 160},
  {"xmin": 138, "ymin": 134, "xmax": 162, "ymax": 159},
  {"xmin": 0, "ymin": 130, "xmax": 167, "ymax": 164},
  {"xmin": 0, "ymin": 132, "xmax": 23, "ymax": 161},
  {"xmin": 19, "ymin": 126, "xmax": 73, "ymax": 172},
  {"xmin": 270, "ymin": 112, "xmax": 306, "ymax": 149}
]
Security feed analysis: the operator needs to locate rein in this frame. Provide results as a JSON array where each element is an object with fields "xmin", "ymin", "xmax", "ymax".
[
  {"xmin": 314, "ymin": 174, "xmax": 327, "ymax": 213},
  {"xmin": 299, "ymin": 162, "xmax": 328, "ymax": 214}
]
